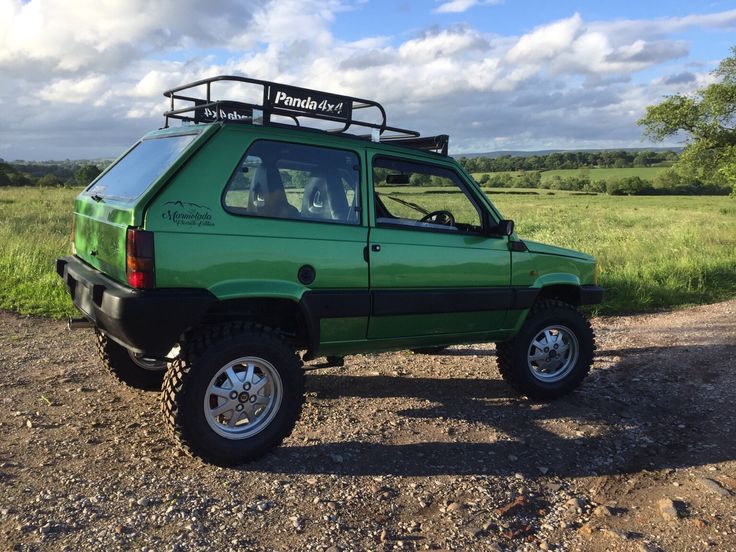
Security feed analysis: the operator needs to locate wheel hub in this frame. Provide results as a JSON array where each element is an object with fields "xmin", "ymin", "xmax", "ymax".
[
  {"xmin": 527, "ymin": 325, "xmax": 579, "ymax": 383},
  {"xmin": 203, "ymin": 356, "xmax": 283, "ymax": 440}
]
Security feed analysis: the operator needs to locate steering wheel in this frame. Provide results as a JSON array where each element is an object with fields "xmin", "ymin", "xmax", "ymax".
[{"xmin": 419, "ymin": 210, "xmax": 455, "ymax": 226}]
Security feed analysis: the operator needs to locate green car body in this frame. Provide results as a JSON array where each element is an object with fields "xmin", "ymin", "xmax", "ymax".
[
  {"xmin": 59, "ymin": 121, "xmax": 600, "ymax": 359},
  {"xmin": 56, "ymin": 76, "xmax": 602, "ymax": 465}
]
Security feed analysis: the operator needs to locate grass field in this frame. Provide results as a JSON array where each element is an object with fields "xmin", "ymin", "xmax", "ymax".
[
  {"xmin": 472, "ymin": 167, "xmax": 667, "ymax": 183},
  {"xmin": 1, "ymin": 186, "xmax": 735, "ymax": 318}
]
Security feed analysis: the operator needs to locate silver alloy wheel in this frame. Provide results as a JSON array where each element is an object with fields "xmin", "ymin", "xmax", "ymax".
[
  {"xmin": 527, "ymin": 325, "xmax": 579, "ymax": 383},
  {"xmin": 127, "ymin": 345, "xmax": 179, "ymax": 372},
  {"xmin": 203, "ymin": 356, "xmax": 283, "ymax": 440}
]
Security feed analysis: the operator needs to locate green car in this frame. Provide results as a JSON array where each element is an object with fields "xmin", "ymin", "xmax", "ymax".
[{"xmin": 56, "ymin": 76, "xmax": 603, "ymax": 466}]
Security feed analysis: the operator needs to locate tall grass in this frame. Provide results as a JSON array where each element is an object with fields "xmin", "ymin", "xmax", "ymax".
[
  {"xmin": 491, "ymin": 194, "xmax": 736, "ymax": 313},
  {"xmin": 0, "ymin": 188, "xmax": 77, "ymax": 318},
  {"xmin": 0, "ymin": 187, "xmax": 734, "ymax": 318}
]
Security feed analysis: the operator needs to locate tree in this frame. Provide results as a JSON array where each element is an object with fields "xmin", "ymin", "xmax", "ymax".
[
  {"xmin": 73, "ymin": 164, "xmax": 102, "ymax": 186},
  {"xmin": 37, "ymin": 174, "xmax": 63, "ymax": 187},
  {"xmin": 638, "ymin": 46, "xmax": 736, "ymax": 195}
]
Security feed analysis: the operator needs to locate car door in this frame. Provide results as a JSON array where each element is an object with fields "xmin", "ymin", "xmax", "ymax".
[{"xmin": 367, "ymin": 151, "xmax": 511, "ymax": 340}]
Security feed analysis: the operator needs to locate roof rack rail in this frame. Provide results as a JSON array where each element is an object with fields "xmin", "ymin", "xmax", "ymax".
[{"xmin": 162, "ymin": 75, "xmax": 449, "ymax": 156}]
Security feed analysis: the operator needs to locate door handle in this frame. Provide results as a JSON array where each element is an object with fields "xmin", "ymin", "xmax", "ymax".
[{"xmin": 371, "ymin": 244, "xmax": 381, "ymax": 252}]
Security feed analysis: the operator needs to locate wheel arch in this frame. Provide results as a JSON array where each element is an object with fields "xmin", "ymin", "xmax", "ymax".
[
  {"xmin": 535, "ymin": 284, "xmax": 583, "ymax": 306},
  {"xmin": 200, "ymin": 297, "xmax": 315, "ymax": 354}
]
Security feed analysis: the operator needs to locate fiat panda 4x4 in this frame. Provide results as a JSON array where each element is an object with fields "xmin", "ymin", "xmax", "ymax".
[{"xmin": 56, "ymin": 76, "xmax": 603, "ymax": 466}]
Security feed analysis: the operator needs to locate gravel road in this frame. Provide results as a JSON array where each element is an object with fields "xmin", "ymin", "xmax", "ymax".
[{"xmin": 1, "ymin": 300, "xmax": 735, "ymax": 551}]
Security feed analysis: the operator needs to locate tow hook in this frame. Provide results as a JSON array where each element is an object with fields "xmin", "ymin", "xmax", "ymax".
[{"xmin": 68, "ymin": 317, "xmax": 93, "ymax": 330}]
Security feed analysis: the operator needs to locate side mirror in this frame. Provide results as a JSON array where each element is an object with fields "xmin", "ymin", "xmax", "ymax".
[{"xmin": 488, "ymin": 219, "xmax": 514, "ymax": 236}]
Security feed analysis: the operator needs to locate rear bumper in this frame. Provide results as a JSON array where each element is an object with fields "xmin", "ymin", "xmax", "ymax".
[
  {"xmin": 580, "ymin": 285, "xmax": 604, "ymax": 305},
  {"xmin": 56, "ymin": 256, "xmax": 215, "ymax": 355}
]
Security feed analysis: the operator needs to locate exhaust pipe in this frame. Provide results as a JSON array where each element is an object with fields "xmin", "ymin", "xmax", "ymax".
[{"xmin": 68, "ymin": 317, "xmax": 93, "ymax": 330}]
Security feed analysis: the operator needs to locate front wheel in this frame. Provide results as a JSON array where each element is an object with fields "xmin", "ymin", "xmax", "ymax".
[
  {"xmin": 161, "ymin": 324, "xmax": 304, "ymax": 466},
  {"xmin": 496, "ymin": 300, "xmax": 595, "ymax": 400}
]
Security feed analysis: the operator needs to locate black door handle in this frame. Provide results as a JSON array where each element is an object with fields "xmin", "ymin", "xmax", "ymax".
[{"xmin": 371, "ymin": 244, "xmax": 381, "ymax": 252}]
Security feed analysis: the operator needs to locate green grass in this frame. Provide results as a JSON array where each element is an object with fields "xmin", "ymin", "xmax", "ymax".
[
  {"xmin": 539, "ymin": 167, "xmax": 666, "ymax": 182},
  {"xmin": 489, "ymin": 192, "xmax": 736, "ymax": 313},
  {"xmin": 472, "ymin": 167, "xmax": 667, "ymax": 183},
  {"xmin": 0, "ymin": 187, "xmax": 79, "ymax": 318},
  {"xmin": 1, "ymin": 187, "xmax": 735, "ymax": 318}
]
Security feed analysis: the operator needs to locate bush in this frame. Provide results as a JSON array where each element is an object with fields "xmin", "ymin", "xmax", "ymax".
[
  {"xmin": 584, "ymin": 179, "xmax": 607, "ymax": 193},
  {"xmin": 37, "ymin": 174, "xmax": 63, "ymax": 187},
  {"xmin": 606, "ymin": 176, "xmax": 654, "ymax": 195},
  {"xmin": 549, "ymin": 175, "xmax": 588, "ymax": 191}
]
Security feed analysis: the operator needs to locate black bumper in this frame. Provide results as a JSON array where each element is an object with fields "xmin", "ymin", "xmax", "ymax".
[
  {"xmin": 56, "ymin": 256, "xmax": 216, "ymax": 355},
  {"xmin": 579, "ymin": 285, "xmax": 605, "ymax": 305}
]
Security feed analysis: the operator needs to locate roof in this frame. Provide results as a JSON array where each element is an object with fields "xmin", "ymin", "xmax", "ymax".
[{"xmin": 162, "ymin": 75, "xmax": 449, "ymax": 156}]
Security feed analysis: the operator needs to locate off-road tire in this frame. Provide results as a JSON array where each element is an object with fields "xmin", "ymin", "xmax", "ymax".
[
  {"xmin": 95, "ymin": 330, "xmax": 166, "ymax": 391},
  {"xmin": 161, "ymin": 323, "xmax": 304, "ymax": 466},
  {"xmin": 496, "ymin": 300, "xmax": 595, "ymax": 400}
]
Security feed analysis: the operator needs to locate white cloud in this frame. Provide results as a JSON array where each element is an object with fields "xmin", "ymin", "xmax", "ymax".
[
  {"xmin": 0, "ymin": 1, "xmax": 733, "ymax": 159},
  {"xmin": 506, "ymin": 13, "xmax": 584, "ymax": 63},
  {"xmin": 434, "ymin": 0, "xmax": 501, "ymax": 14},
  {"xmin": 0, "ymin": 0, "xmax": 260, "ymax": 75},
  {"xmin": 37, "ymin": 75, "xmax": 109, "ymax": 104}
]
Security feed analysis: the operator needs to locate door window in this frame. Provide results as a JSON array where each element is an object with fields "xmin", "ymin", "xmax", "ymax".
[
  {"xmin": 224, "ymin": 140, "xmax": 361, "ymax": 225},
  {"xmin": 372, "ymin": 157, "xmax": 483, "ymax": 233}
]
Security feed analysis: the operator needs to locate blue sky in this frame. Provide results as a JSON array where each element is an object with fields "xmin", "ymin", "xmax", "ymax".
[
  {"xmin": 335, "ymin": 0, "xmax": 733, "ymax": 43},
  {"xmin": 0, "ymin": 0, "xmax": 734, "ymax": 160}
]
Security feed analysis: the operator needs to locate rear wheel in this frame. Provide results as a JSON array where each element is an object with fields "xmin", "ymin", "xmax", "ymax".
[
  {"xmin": 496, "ymin": 300, "xmax": 595, "ymax": 400},
  {"xmin": 161, "ymin": 324, "xmax": 304, "ymax": 466},
  {"xmin": 95, "ymin": 331, "xmax": 169, "ymax": 391}
]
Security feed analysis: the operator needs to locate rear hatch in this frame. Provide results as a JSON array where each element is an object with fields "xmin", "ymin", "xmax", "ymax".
[{"xmin": 73, "ymin": 127, "xmax": 210, "ymax": 284}]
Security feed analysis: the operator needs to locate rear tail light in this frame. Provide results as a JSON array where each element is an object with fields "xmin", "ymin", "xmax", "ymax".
[{"xmin": 126, "ymin": 228, "xmax": 155, "ymax": 289}]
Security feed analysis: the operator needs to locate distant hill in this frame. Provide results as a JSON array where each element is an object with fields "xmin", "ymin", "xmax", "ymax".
[{"xmin": 454, "ymin": 147, "xmax": 683, "ymax": 159}]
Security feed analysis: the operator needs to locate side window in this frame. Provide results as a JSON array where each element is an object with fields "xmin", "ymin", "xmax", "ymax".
[
  {"xmin": 372, "ymin": 157, "xmax": 483, "ymax": 233},
  {"xmin": 223, "ymin": 140, "xmax": 361, "ymax": 225}
]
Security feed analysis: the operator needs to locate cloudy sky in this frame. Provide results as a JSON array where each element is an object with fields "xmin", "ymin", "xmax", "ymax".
[{"xmin": 1, "ymin": 0, "xmax": 734, "ymax": 160}]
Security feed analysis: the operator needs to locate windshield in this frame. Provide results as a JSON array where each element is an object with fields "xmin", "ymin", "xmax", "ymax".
[{"xmin": 87, "ymin": 133, "xmax": 198, "ymax": 200}]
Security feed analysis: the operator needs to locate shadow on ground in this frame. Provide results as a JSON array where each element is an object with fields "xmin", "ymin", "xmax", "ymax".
[{"xmin": 249, "ymin": 342, "xmax": 736, "ymax": 478}]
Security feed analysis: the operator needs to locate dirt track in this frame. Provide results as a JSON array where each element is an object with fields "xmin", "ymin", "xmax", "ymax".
[{"xmin": 0, "ymin": 300, "xmax": 735, "ymax": 551}]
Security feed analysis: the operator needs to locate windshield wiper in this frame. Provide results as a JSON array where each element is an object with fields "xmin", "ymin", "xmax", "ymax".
[
  {"xmin": 90, "ymin": 194, "xmax": 104, "ymax": 202},
  {"xmin": 379, "ymin": 193, "xmax": 428, "ymax": 215}
]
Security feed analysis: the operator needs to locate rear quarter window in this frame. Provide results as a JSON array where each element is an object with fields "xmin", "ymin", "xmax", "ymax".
[
  {"xmin": 223, "ymin": 140, "xmax": 361, "ymax": 225},
  {"xmin": 87, "ymin": 133, "xmax": 198, "ymax": 201}
]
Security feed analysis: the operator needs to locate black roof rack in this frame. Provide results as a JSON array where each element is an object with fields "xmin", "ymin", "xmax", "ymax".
[{"xmin": 162, "ymin": 75, "xmax": 448, "ymax": 156}]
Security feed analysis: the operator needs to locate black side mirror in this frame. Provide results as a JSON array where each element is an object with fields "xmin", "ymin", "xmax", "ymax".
[{"xmin": 489, "ymin": 219, "xmax": 514, "ymax": 236}]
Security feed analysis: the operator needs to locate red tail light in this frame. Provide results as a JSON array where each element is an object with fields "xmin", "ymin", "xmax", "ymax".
[{"xmin": 126, "ymin": 228, "xmax": 155, "ymax": 289}]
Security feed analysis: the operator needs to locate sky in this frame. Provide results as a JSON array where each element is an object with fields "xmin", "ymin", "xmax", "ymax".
[{"xmin": 0, "ymin": 0, "xmax": 734, "ymax": 160}]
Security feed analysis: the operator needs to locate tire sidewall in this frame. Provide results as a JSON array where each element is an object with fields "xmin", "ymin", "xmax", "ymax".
[
  {"xmin": 97, "ymin": 332, "xmax": 166, "ymax": 391},
  {"xmin": 512, "ymin": 305, "xmax": 594, "ymax": 399},
  {"xmin": 177, "ymin": 335, "xmax": 302, "ymax": 464}
]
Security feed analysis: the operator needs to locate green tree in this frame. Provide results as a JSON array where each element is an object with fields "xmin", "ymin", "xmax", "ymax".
[
  {"xmin": 638, "ymin": 46, "xmax": 736, "ymax": 195},
  {"xmin": 409, "ymin": 173, "xmax": 431, "ymax": 186},
  {"xmin": 37, "ymin": 174, "xmax": 63, "ymax": 187},
  {"xmin": 74, "ymin": 164, "xmax": 102, "ymax": 186}
]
